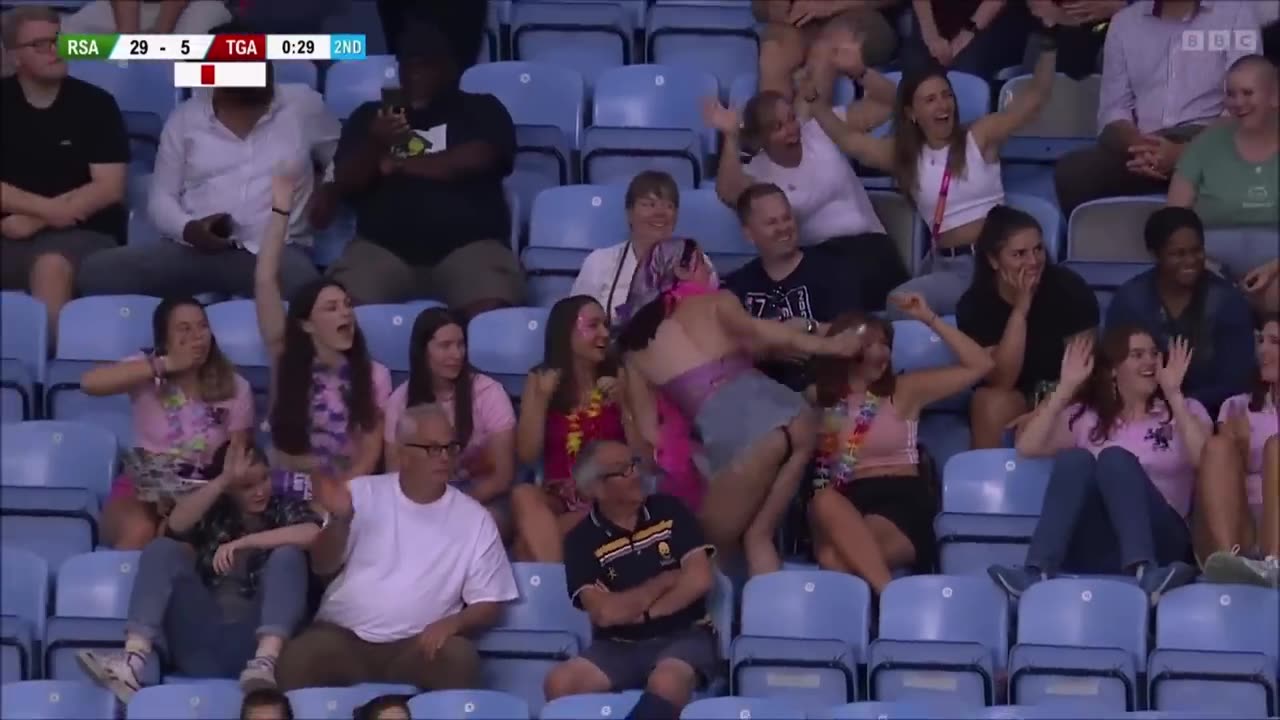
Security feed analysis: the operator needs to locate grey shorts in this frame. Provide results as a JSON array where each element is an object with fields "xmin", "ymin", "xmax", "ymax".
[
  {"xmin": 582, "ymin": 626, "xmax": 721, "ymax": 691},
  {"xmin": 0, "ymin": 228, "xmax": 115, "ymax": 291},
  {"xmin": 1204, "ymin": 228, "xmax": 1279, "ymax": 281}
]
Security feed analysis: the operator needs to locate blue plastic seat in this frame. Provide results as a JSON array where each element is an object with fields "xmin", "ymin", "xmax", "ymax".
[
  {"xmin": 969, "ymin": 705, "xmax": 1109, "ymax": 719},
  {"xmin": 527, "ymin": 185, "xmax": 628, "ymax": 252},
  {"xmin": 0, "ymin": 680, "xmax": 117, "ymax": 719},
  {"xmin": 355, "ymin": 301, "xmax": 446, "ymax": 382},
  {"xmin": 674, "ymin": 189, "xmax": 751, "ymax": 255},
  {"xmin": 1009, "ymin": 578, "xmax": 1149, "ymax": 712},
  {"xmin": 510, "ymin": 2, "xmax": 633, "ymax": 88},
  {"xmin": 476, "ymin": 562, "xmax": 591, "ymax": 710},
  {"xmin": 646, "ymin": 4, "xmax": 759, "ymax": 94},
  {"xmin": 125, "ymin": 680, "xmax": 241, "ymax": 719},
  {"xmin": 680, "ymin": 696, "xmax": 807, "ymax": 720},
  {"xmin": 467, "ymin": 307, "xmax": 550, "ymax": 397},
  {"xmin": 272, "ymin": 59, "xmax": 318, "ymax": 89},
  {"xmin": 819, "ymin": 701, "xmax": 957, "ymax": 719},
  {"xmin": 890, "ymin": 316, "xmax": 968, "ymax": 412},
  {"xmin": 126, "ymin": 209, "xmax": 162, "ymax": 247},
  {"xmin": 324, "ymin": 55, "xmax": 398, "ymax": 120},
  {"xmin": 285, "ymin": 683, "xmax": 417, "ymax": 719},
  {"xmin": 933, "ymin": 449, "xmax": 1053, "ymax": 575},
  {"xmin": 868, "ymin": 575, "xmax": 1009, "ymax": 707},
  {"xmin": 539, "ymin": 692, "xmax": 641, "ymax": 720},
  {"xmin": 593, "ymin": 65, "xmax": 720, "ymax": 156},
  {"xmin": 461, "ymin": 62, "xmax": 585, "ymax": 149},
  {"xmin": 1, "ymin": 484, "xmax": 101, "ymax": 579},
  {"xmin": 1148, "ymin": 584, "xmax": 1279, "ymax": 717},
  {"xmin": 1, "ymin": 548, "xmax": 48, "ymax": 682},
  {"xmin": 1, "ymin": 292, "xmax": 47, "ymax": 422},
  {"xmin": 731, "ymin": 570, "xmax": 870, "ymax": 710},
  {"xmin": 580, "ymin": 126, "xmax": 704, "ymax": 188},
  {"xmin": 407, "ymin": 689, "xmax": 531, "ymax": 720},
  {"xmin": 45, "ymin": 551, "xmax": 143, "ymax": 682},
  {"xmin": 1, "ymin": 421, "xmax": 117, "ymax": 499},
  {"xmin": 1005, "ymin": 193, "xmax": 1063, "ymax": 262},
  {"xmin": 68, "ymin": 60, "xmax": 179, "ymax": 118},
  {"xmin": 1066, "ymin": 197, "xmax": 1164, "ymax": 264},
  {"xmin": 204, "ymin": 300, "xmax": 271, "ymax": 370}
]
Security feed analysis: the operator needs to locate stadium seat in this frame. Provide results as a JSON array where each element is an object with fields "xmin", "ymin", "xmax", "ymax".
[
  {"xmin": 593, "ymin": 65, "xmax": 720, "ymax": 155},
  {"xmin": 467, "ymin": 307, "xmax": 550, "ymax": 397},
  {"xmin": 969, "ymin": 705, "xmax": 1108, "ymax": 719},
  {"xmin": 728, "ymin": 72, "xmax": 859, "ymax": 116},
  {"xmin": 875, "ymin": 72, "xmax": 990, "ymax": 136},
  {"xmin": 68, "ymin": 60, "xmax": 179, "ymax": 118},
  {"xmin": 1148, "ymin": 584, "xmax": 1279, "ymax": 717},
  {"xmin": 1, "ymin": 485, "xmax": 99, "ymax": 583},
  {"xmin": 204, "ymin": 300, "xmax": 271, "ymax": 370},
  {"xmin": 539, "ymin": 692, "xmax": 642, "ymax": 720},
  {"xmin": 122, "ymin": 111, "xmax": 162, "ymax": 175},
  {"xmin": 126, "ymin": 209, "xmax": 162, "ymax": 248},
  {"xmin": 646, "ymin": 4, "xmax": 758, "ymax": 94},
  {"xmin": 125, "ymin": 681, "xmax": 241, "ymax": 720},
  {"xmin": 673, "ymin": 189, "xmax": 752, "ymax": 256},
  {"xmin": 44, "ymin": 551, "xmax": 145, "ymax": 682},
  {"xmin": 731, "ymin": 570, "xmax": 870, "ymax": 710},
  {"xmin": 868, "ymin": 575, "xmax": 1009, "ymax": 707},
  {"xmin": 867, "ymin": 191, "xmax": 918, "ymax": 276},
  {"xmin": 407, "ymin": 689, "xmax": 532, "ymax": 720},
  {"xmin": 272, "ymin": 59, "xmax": 318, "ymax": 89},
  {"xmin": 997, "ymin": 74, "xmax": 1098, "ymax": 140},
  {"xmin": 1066, "ymin": 197, "xmax": 1164, "ymax": 263},
  {"xmin": 476, "ymin": 562, "xmax": 590, "ymax": 710},
  {"xmin": 820, "ymin": 701, "xmax": 957, "ymax": 719},
  {"xmin": 890, "ymin": 316, "xmax": 968, "ymax": 412},
  {"xmin": 324, "ymin": 55, "xmax": 398, "ymax": 120},
  {"xmin": 580, "ymin": 126, "xmax": 704, "ymax": 188},
  {"xmin": 528, "ymin": 185, "xmax": 629, "ymax": 252},
  {"xmin": 1, "ymin": 548, "xmax": 48, "ymax": 682},
  {"xmin": 680, "ymin": 696, "xmax": 807, "ymax": 720},
  {"xmin": 355, "ymin": 301, "xmax": 446, "ymax": 383},
  {"xmin": 285, "ymin": 683, "xmax": 417, "ymax": 719},
  {"xmin": 0, "ymin": 680, "xmax": 117, "ymax": 719},
  {"xmin": 1005, "ymin": 193, "xmax": 1063, "ymax": 262},
  {"xmin": 1, "ymin": 293, "xmax": 47, "ymax": 422},
  {"xmin": 319, "ymin": 0, "xmax": 387, "ymax": 54},
  {"xmin": 461, "ymin": 62, "xmax": 585, "ymax": 149},
  {"xmin": 933, "ymin": 449, "xmax": 1053, "ymax": 575},
  {"xmin": 1010, "ymin": 578, "xmax": 1148, "ymax": 712},
  {"xmin": 510, "ymin": 2, "xmax": 633, "ymax": 87}
]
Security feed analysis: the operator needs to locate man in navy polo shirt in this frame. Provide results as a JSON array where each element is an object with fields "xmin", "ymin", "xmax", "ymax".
[{"xmin": 544, "ymin": 440, "xmax": 719, "ymax": 720}]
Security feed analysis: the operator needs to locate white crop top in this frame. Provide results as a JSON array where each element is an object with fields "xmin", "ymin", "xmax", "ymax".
[{"xmin": 913, "ymin": 132, "xmax": 1004, "ymax": 235}]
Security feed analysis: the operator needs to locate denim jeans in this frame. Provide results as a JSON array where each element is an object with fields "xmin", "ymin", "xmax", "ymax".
[
  {"xmin": 1026, "ymin": 447, "xmax": 1191, "ymax": 574},
  {"xmin": 125, "ymin": 537, "xmax": 308, "ymax": 677}
]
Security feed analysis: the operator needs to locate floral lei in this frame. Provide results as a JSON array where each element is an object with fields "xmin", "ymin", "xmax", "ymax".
[
  {"xmin": 813, "ymin": 391, "xmax": 880, "ymax": 490},
  {"xmin": 565, "ymin": 387, "xmax": 606, "ymax": 459}
]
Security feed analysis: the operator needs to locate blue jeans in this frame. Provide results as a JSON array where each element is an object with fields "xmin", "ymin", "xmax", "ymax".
[
  {"xmin": 125, "ymin": 538, "xmax": 308, "ymax": 677},
  {"xmin": 1026, "ymin": 447, "xmax": 1191, "ymax": 574}
]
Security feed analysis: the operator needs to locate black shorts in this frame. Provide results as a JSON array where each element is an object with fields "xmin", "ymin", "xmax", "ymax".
[
  {"xmin": 581, "ymin": 626, "xmax": 721, "ymax": 691},
  {"xmin": 838, "ymin": 474, "xmax": 938, "ymax": 573}
]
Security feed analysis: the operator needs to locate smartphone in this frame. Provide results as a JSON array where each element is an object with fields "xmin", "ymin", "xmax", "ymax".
[{"xmin": 380, "ymin": 86, "xmax": 405, "ymax": 114}]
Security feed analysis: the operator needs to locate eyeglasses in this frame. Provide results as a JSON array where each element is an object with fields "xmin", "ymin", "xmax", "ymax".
[
  {"xmin": 17, "ymin": 36, "xmax": 58, "ymax": 52},
  {"xmin": 404, "ymin": 441, "xmax": 463, "ymax": 458},
  {"xmin": 601, "ymin": 457, "xmax": 643, "ymax": 482}
]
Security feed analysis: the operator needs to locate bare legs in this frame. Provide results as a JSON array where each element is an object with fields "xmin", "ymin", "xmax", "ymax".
[
  {"xmin": 1262, "ymin": 435, "xmax": 1279, "ymax": 558},
  {"xmin": 101, "ymin": 495, "xmax": 160, "ymax": 550},
  {"xmin": 742, "ymin": 412, "xmax": 817, "ymax": 576},
  {"xmin": 1193, "ymin": 435, "xmax": 1256, "ymax": 560},
  {"xmin": 809, "ymin": 488, "xmax": 915, "ymax": 595},
  {"xmin": 969, "ymin": 387, "xmax": 1027, "ymax": 450},
  {"xmin": 510, "ymin": 484, "xmax": 585, "ymax": 563}
]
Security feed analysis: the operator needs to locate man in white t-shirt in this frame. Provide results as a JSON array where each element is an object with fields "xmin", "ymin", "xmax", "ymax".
[{"xmin": 275, "ymin": 403, "xmax": 519, "ymax": 691}]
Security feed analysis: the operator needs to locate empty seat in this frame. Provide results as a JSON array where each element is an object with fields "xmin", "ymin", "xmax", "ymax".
[
  {"xmin": 997, "ymin": 74, "xmax": 1098, "ymax": 140},
  {"xmin": 68, "ymin": 60, "xmax": 178, "ymax": 118},
  {"xmin": 593, "ymin": 65, "xmax": 720, "ymax": 155},
  {"xmin": 731, "ymin": 570, "xmax": 870, "ymax": 710},
  {"xmin": 934, "ymin": 449, "xmax": 1053, "ymax": 574},
  {"xmin": 646, "ymin": 4, "xmax": 758, "ymax": 93},
  {"xmin": 324, "ymin": 55, "xmax": 398, "ymax": 120},
  {"xmin": 125, "ymin": 680, "xmax": 241, "ymax": 719},
  {"xmin": 1066, "ymin": 197, "xmax": 1164, "ymax": 263},
  {"xmin": 407, "ymin": 689, "xmax": 531, "ymax": 720},
  {"xmin": 45, "ymin": 551, "xmax": 145, "ymax": 682},
  {"xmin": 510, "ymin": 2, "xmax": 633, "ymax": 87},
  {"xmin": 821, "ymin": 701, "xmax": 957, "ymax": 719},
  {"xmin": 204, "ymin": 300, "xmax": 271, "ymax": 370},
  {"xmin": 1, "ymin": 548, "xmax": 48, "ymax": 682},
  {"xmin": 580, "ymin": 126, "xmax": 704, "ymax": 188},
  {"xmin": 673, "ymin": 189, "xmax": 752, "ymax": 256},
  {"xmin": 467, "ymin": 307, "xmax": 550, "ymax": 397},
  {"xmin": 286, "ymin": 683, "xmax": 417, "ymax": 719},
  {"xmin": 1, "ymin": 292, "xmax": 47, "ymax": 422},
  {"xmin": 1010, "ymin": 578, "xmax": 1148, "ymax": 712},
  {"xmin": 528, "ymin": 185, "xmax": 628, "ymax": 252},
  {"xmin": 540, "ymin": 692, "xmax": 641, "ymax": 719},
  {"xmin": 869, "ymin": 575, "xmax": 1009, "ymax": 707},
  {"xmin": 0, "ymin": 680, "xmax": 117, "ymax": 719},
  {"xmin": 680, "ymin": 696, "xmax": 807, "ymax": 720},
  {"xmin": 1148, "ymin": 584, "xmax": 1279, "ymax": 717},
  {"xmin": 354, "ymin": 301, "xmax": 446, "ymax": 383},
  {"xmin": 272, "ymin": 59, "xmax": 318, "ymax": 89}
]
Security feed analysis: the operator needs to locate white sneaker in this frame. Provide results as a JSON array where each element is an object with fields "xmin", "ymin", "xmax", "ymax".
[
  {"xmin": 1204, "ymin": 552, "xmax": 1280, "ymax": 588},
  {"xmin": 76, "ymin": 649, "xmax": 145, "ymax": 703}
]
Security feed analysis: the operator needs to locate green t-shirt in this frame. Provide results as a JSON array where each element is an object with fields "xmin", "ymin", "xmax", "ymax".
[{"xmin": 1175, "ymin": 123, "xmax": 1279, "ymax": 227}]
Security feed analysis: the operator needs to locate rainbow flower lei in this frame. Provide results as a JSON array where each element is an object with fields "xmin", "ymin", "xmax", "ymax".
[
  {"xmin": 813, "ymin": 391, "xmax": 880, "ymax": 490},
  {"xmin": 565, "ymin": 387, "xmax": 606, "ymax": 458}
]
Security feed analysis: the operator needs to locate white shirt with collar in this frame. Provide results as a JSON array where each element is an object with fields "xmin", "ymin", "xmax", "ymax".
[
  {"xmin": 147, "ymin": 83, "xmax": 341, "ymax": 253},
  {"xmin": 571, "ymin": 242, "xmax": 639, "ymax": 322}
]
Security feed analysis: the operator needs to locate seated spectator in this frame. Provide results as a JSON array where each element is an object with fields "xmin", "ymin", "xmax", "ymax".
[
  {"xmin": 1168, "ymin": 54, "xmax": 1279, "ymax": 313},
  {"xmin": 61, "ymin": 0, "xmax": 231, "ymax": 34},
  {"xmin": 511, "ymin": 296, "xmax": 634, "ymax": 561},
  {"xmin": 1, "ymin": 6, "xmax": 126, "ymax": 340},
  {"xmin": 79, "ymin": 60, "xmax": 336, "ymax": 300},
  {"xmin": 755, "ymin": 0, "xmax": 898, "ymax": 99},
  {"xmin": 354, "ymin": 694, "xmax": 412, "ymax": 720},
  {"xmin": 958, "ymin": 206, "xmax": 1099, "ymax": 449},
  {"xmin": 617, "ymin": 238, "xmax": 862, "ymax": 575},
  {"xmin": 1054, "ymin": 0, "xmax": 1258, "ymax": 215},
  {"xmin": 989, "ymin": 329, "xmax": 1211, "ymax": 599},
  {"xmin": 1197, "ymin": 314, "xmax": 1279, "ymax": 587},
  {"xmin": 707, "ymin": 31, "xmax": 906, "ymax": 310},
  {"xmin": 1106, "ymin": 207, "xmax": 1256, "ymax": 415},
  {"xmin": 256, "ymin": 172, "xmax": 391, "ymax": 504},
  {"xmin": 78, "ymin": 439, "xmax": 318, "ymax": 699},
  {"xmin": 1025, "ymin": 1, "xmax": 1126, "ymax": 79},
  {"xmin": 906, "ymin": 0, "xmax": 1033, "ymax": 80},
  {"xmin": 82, "ymin": 297, "xmax": 253, "ymax": 549},
  {"xmin": 722, "ymin": 184, "xmax": 864, "ymax": 392},
  {"xmin": 384, "ymin": 307, "xmax": 515, "ymax": 532},
  {"xmin": 323, "ymin": 23, "xmax": 525, "ymax": 317},
  {"xmin": 809, "ymin": 27, "xmax": 1057, "ymax": 319},
  {"xmin": 240, "ymin": 688, "xmax": 294, "ymax": 720},
  {"xmin": 276, "ymin": 404, "xmax": 518, "ymax": 691},
  {"xmin": 808, "ymin": 295, "xmax": 993, "ymax": 592},
  {"xmin": 543, "ymin": 440, "xmax": 719, "ymax": 720},
  {"xmin": 570, "ymin": 171, "xmax": 683, "ymax": 323}
]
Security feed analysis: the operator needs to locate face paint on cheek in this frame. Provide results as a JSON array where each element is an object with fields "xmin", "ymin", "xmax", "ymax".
[{"xmin": 575, "ymin": 314, "xmax": 596, "ymax": 338}]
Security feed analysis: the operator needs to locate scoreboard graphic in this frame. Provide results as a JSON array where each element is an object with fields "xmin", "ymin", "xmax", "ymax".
[{"xmin": 56, "ymin": 33, "xmax": 367, "ymax": 87}]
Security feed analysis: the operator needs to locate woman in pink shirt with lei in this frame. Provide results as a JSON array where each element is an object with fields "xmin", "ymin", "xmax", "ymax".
[
  {"xmin": 255, "ymin": 173, "xmax": 390, "ymax": 503},
  {"xmin": 1197, "ymin": 313, "xmax": 1279, "ymax": 587},
  {"xmin": 989, "ymin": 325, "xmax": 1211, "ymax": 601},
  {"xmin": 83, "ymin": 297, "xmax": 254, "ymax": 549}
]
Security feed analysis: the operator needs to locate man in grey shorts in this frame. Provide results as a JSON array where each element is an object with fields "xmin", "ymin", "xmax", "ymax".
[{"xmin": 545, "ymin": 440, "xmax": 720, "ymax": 720}]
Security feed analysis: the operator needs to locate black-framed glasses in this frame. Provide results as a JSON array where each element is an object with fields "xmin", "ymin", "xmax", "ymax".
[
  {"xmin": 404, "ymin": 441, "xmax": 462, "ymax": 458},
  {"xmin": 601, "ymin": 457, "xmax": 643, "ymax": 482}
]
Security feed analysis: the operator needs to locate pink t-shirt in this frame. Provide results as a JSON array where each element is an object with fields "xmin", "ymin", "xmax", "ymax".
[
  {"xmin": 383, "ymin": 373, "xmax": 515, "ymax": 458},
  {"xmin": 1061, "ymin": 399, "xmax": 1212, "ymax": 519},
  {"xmin": 124, "ymin": 354, "xmax": 255, "ymax": 464},
  {"xmin": 1218, "ymin": 393, "xmax": 1278, "ymax": 507}
]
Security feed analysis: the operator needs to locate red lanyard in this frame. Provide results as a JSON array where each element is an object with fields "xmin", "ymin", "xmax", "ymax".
[{"xmin": 930, "ymin": 161, "xmax": 953, "ymax": 245}]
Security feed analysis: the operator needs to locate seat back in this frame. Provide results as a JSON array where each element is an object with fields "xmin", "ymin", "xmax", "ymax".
[
  {"xmin": 820, "ymin": 701, "xmax": 957, "ymax": 719},
  {"xmin": 646, "ymin": 4, "xmax": 759, "ymax": 92},
  {"xmin": 878, "ymin": 575, "xmax": 1010, "ymax": 666},
  {"xmin": 674, "ymin": 189, "xmax": 750, "ymax": 255},
  {"xmin": 324, "ymin": 55, "xmax": 398, "ymax": 120},
  {"xmin": 467, "ymin": 307, "xmax": 550, "ymax": 396},
  {"xmin": 56, "ymin": 295, "xmax": 161, "ymax": 361},
  {"xmin": 1155, "ymin": 584, "xmax": 1279, "ymax": 657},
  {"xmin": 0, "ymin": 292, "xmax": 48, "ymax": 384},
  {"xmin": 941, "ymin": 450, "xmax": 1052, "ymax": 515},
  {"xmin": 461, "ymin": 61, "xmax": 585, "ymax": 148},
  {"xmin": 680, "ymin": 696, "xmax": 807, "ymax": 720},
  {"xmin": 540, "ymin": 692, "xmax": 641, "ymax": 719},
  {"xmin": 0, "ymin": 680, "xmax": 117, "ymax": 720},
  {"xmin": 997, "ymin": 74, "xmax": 1096, "ymax": 138},
  {"xmin": 1, "ymin": 548, "xmax": 49, "ymax": 639},
  {"xmin": 1005, "ymin": 193, "xmax": 1063, "ymax": 261},
  {"xmin": 509, "ymin": 2, "xmax": 632, "ymax": 87},
  {"xmin": 406, "ymin": 689, "xmax": 531, "ymax": 720},
  {"xmin": 54, "ymin": 551, "xmax": 140, "ymax": 619},
  {"xmin": 740, "ymin": 570, "xmax": 870, "ymax": 654},
  {"xmin": 68, "ymin": 60, "xmax": 178, "ymax": 118},
  {"xmin": 355, "ymin": 301, "xmax": 446, "ymax": 375},
  {"xmin": 868, "ymin": 192, "xmax": 918, "ymax": 275},
  {"xmin": 205, "ymin": 300, "xmax": 272, "ymax": 369},
  {"xmin": 0, "ymin": 421, "xmax": 117, "ymax": 499},
  {"xmin": 529, "ymin": 185, "xmax": 628, "ymax": 251},
  {"xmin": 1067, "ymin": 197, "xmax": 1164, "ymax": 262},
  {"xmin": 494, "ymin": 562, "xmax": 591, "ymax": 645},
  {"xmin": 285, "ymin": 684, "xmax": 417, "ymax": 719},
  {"xmin": 272, "ymin": 59, "xmax": 318, "ymax": 89},
  {"xmin": 1017, "ymin": 578, "xmax": 1148, "ymax": 662},
  {"xmin": 891, "ymin": 317, "xmax": 960, "ymax": 373},
  {"xmin": 593, "ymin": 65, "xmax": 720, "ymax": 153},
  {"xmin": 125, "ymin": 681, "xmax": 242, "ymax": 719}
]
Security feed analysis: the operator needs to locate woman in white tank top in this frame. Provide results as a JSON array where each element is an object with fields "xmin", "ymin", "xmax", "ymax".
[{"xmin": 808, "ymin": 25, "xmax": 1060, "ymax": 319}]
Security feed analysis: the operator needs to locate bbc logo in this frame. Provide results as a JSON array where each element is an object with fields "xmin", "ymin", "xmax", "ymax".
[{"xmin": 1181, "ymin": 30, "xmax": 1259, "ymax": 52}]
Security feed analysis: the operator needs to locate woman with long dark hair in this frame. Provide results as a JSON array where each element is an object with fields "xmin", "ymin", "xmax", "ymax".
[
  {"xmin": 255, "ymin": 173, "xmax": 391, "ymax": 503},
  {"xmin": 616, "ymin": 238, "xmax": 861, "ymax": 576},
  {"xmin": 808, "ymin": 294, "xmax": 992, "ymax": 593},
  {"xmin": 1196, "ymin": 314, "xmax": 1279, "ymax": 587},
  {"xmin": 510, "ymin": 295, "xmax": 636, "ymax": 561},
  {"xmin": 83, "ymin": 296, "xmax": 254, "ymax": 549},
  {"xmin": 989, "ymin": 326, "xmax": 1212, "ymax": 600},
  {"xmin": 957, "ymin": 205, "xmax": 1098, "ymax": 449},
  {"xmin": 383, "ymin": 307, "xmax": 515, "ymax": 528}
]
